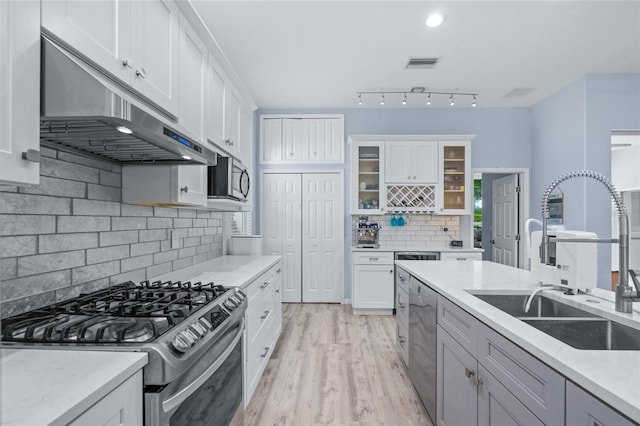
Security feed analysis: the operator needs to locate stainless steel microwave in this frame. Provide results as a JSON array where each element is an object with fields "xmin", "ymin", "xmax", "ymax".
[{"xmin": 207, "ymin": 157, "xmax": 250, "ymax": 201}]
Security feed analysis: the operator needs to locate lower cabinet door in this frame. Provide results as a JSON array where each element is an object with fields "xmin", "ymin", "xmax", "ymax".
[
  {"xmin": 352, "ymin": 264, "xmax": 394, "ymax": 309},
  {"xmin": 437, "ymin": 326, "xmax": 478, "ymax": 426},
  {"xmin": 565, "ymin": 381, "xmax": 636, "ymax": 426},
  {"xmin": 477, "ymin": 365, "xmax": 544, "ymax": 426}
]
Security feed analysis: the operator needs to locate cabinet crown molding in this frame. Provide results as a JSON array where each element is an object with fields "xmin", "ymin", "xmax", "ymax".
[{"xmin": 348, "ymin": 134, "xmax": 476, "ymax": 144}]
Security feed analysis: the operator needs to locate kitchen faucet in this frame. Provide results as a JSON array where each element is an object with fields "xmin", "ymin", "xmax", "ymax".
[{"xmin": 539, "ymin": 170, "xmax": 639, "ymax": 313}]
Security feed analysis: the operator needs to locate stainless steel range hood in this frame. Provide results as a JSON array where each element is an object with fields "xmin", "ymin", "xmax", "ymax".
[{"xmin": 40, "ymin": 36, "xmax": 216, "ymax": 166}]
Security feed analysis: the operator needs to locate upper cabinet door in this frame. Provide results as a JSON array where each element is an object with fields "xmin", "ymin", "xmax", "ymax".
[
  {"xmin": 175, "ymin": 165, "xmax": 207, "ymax": 206},
  {"xmin": 385, "ymin": 142, "xmax": 412, "ymax": 183},
  {"xmin": 178, "ymin": 14, "xmax": 207, "ymax": 143},
  {"xmin": 223, "ymin": 86, "xmax": 241, "ymax": 157},
  {"xmin": 239, "ymin": 106, "xmax": 253, "ymax": 167},
  {"xmin": 207, "ymin": 57, "xmax": 225, "ymax": 146},
  {"xmin": 41, "ymin": 0, "xmax": 131, "ymax": 84},
  {"xmin": 261, "ymin": 118, "xmax": 283, "ymax": 162},
  {"xmin": 130, "ymin": 0, "xmax": 179, "ymax": 115},
  {"xmin": 282, "ymin": 119, "xmax": 303, "ymax": 162},
  {"xmin": 412, "ymin": 141, "xmax": 438, "ymax": 183},
  {"xmin": 0, "ymin": 0, "xmax": 40, "ymax": 186}
]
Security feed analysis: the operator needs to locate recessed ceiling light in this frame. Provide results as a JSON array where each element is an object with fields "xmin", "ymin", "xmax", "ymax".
[
  {"xmin": 116, "ymin": 126, "xmax": 133, "ymax": 134},
  {"xmin": 182, "ymin": 155, "xmax": 192, "ymax": 160},
  {"xmin": 426, "ymin": 13, "xmax": 444, "ymax": 28}
]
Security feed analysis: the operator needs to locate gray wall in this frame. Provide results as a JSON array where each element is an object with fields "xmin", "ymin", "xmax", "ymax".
[
  {"xmin": 0, "ymin": 147, "xmax": 224, "ymax": 317},
  {"xmin": 531, "ymin": 74, "xmax": 640, "ymax": 288}
]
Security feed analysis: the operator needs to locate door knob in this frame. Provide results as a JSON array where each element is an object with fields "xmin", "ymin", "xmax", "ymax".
[
  {"xmin": 180, "ymin": 186, "xmax": 189, "ymax": 193},
  {"xmin": 490, "ymin": 239, "xmax": 495, "ymax": 244}
]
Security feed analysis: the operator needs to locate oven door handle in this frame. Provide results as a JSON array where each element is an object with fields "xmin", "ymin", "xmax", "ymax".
[{"xmin": 162, "ymin": 319, "xmax": 244, "ymax": 413}]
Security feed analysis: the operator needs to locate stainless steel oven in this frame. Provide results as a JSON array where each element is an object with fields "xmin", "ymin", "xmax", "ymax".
[{"xmin": 1, "ymin": 279, "xmax": 247, "ymax": 426}]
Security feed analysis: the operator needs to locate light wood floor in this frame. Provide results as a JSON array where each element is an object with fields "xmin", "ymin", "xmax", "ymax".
[{"xmin": 245, "ymin": 303, "xmax": 432, "ymax": 426}]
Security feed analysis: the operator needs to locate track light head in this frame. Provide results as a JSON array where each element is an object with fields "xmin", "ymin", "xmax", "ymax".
[
  {"xmin": 380, "ymin": 93, "xmax": 385, "ymax": 106},
  {"xmin": 449, "ymin": 94, "xmax": 455, "ymax": 106},
  {"xmin": 471, "ymin": 95, "xmax": 477, "ymax": 107},
  {"xmin": 357, "ymin": 93, "xmax": 363, "ymax": 106},
  {"xmin": 402, "ymin": 93, "xmax": 407, "ymax": 105}
]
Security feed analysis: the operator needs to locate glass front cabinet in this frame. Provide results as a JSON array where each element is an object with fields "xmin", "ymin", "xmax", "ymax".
[
  {"xmin": 351, "ymin": 141, "xmax": 386, "ymax": 214},
  {"xmin": 439, "ymin": 140, "xmax": 471, "ymax": 215}
]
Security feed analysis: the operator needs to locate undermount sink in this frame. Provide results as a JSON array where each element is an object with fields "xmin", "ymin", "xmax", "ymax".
[
  {"xmin": 473, "ymin": 294, "xmax": 596, "ymax": 318},
  {"xmin": 472, "ymin": 293, "xmax": 640, "ymax": 350}
]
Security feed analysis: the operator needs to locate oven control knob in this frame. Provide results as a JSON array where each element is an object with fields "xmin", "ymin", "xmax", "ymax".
[
  {"xmin": 172, "ymin": 332, "xmax": 194, "ymax": 353},
  {"xmin": 188, "ymin": 325, "xmax": 203, "ymax": 339},
  {"xmin": 235, "ymin": 291, "xmax": 246, "ymax": 301},
  {"xmin": 192, "ymin": 322, "xmax": 208, "ymax": 336},
  {"xmin": 198, "ymin": 317, "xmax": 212, "ymax": 331},
  {"xmin": 223, "ymin": 299, "xmax": 236, "ymax": 311}
]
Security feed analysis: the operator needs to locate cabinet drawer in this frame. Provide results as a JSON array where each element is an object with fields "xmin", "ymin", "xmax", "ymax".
[
  {"xmin": 396, "ymin": 284, "xmax": 409, "ymax": 325},
  {"xmin": 478, "ymin": 325, "xmax": 565, "ymax": 426},
  {"xmin": 396, "ymin": 267, "xmax": 410, "ymax": 294},
  {"xmin": 246, "ymin": 268, "xmax": 275, "ymax": 304},
  {"xmin": 246, "ymin": 296, "xmax": 274, "ymax": 345},
  {"xmin": 353, "ymin": 251, "xmax": 394, "ymax": 265},
  {"xmin": 246, "ymin": 314, "xmax": 274, "ymax": 398},
  {"xmin": 440, "ymin": 252, "xmax": 482, "ymax": 261},
  {"xmin": 437, "ymin": 295, "xmax": 480, "ymax": 356}
]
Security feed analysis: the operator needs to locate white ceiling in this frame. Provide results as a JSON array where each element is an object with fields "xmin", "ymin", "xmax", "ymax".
[{"xmin": 191, "ymin": 1, "xmax": 640, "ymax": 109}]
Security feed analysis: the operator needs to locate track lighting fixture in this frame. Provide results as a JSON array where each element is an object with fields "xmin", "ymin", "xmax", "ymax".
[{"xmin": 355, "ymin": 88, "xmax": 478, "ymax": 107}]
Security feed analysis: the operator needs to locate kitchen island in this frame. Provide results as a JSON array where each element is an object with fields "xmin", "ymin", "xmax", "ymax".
[{"xmin": 396, "ymin": 260, "xmax": 640, "ymax": 423}]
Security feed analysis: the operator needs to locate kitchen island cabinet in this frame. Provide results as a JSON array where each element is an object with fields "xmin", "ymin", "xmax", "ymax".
[
  {"xmin": 396, "ymin": 260, "xmax": 640, "ymax": 424},
  {"xmin": 566, "ymin": 381, "xmax": 636, "ymax": 426},
  {"xmin": 352, "ymin": 251, "xmax": 395, "ymax": 314}
]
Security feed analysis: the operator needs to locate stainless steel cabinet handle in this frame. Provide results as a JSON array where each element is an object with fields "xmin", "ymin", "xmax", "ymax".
[
  {"xmin": 398, "ymin": 303, "xmax": 405, "ymax": 309},
  {"xmin": 260, "ymin": 347, "xmax": 270, "ymax": 358},
  {"xmin": 407, "ymin": 176, "xmax": 411, "ymax": 180},
  {"xmin": 389, "ymin": 269, "xmax": 393, "ymax": 273},
  {"xmin": 398, "ymin": 336, "xmax": 406, "ymax": 344},
  {"xmin": 21, "ymin": 149, "xmax": 40, "ymax": 163},
  {"xmin": 368, "ymin": 257, "xmax": 379, "ymax": 261},
  {"xmin": 275, "ymin": 289, "xmax": 280, "ymax": 294},
  {"xmin": 122, "ymin": 58, "xmax": 133, "ymax": 68},
  {"xmin": 260, "ymin": 310, "xmax": 269, "ymax": 320},
  {"xmin": 465, "ymin": 368, "xmax": 482, "ymax": 387},
  {"xmin": 260, "ymin": 281, "xmax": 270, "ymax": 289},
  {"xmin": 180, "ymin": 186, "xmax": 189, "ymax": 193},
  {"xmin": 399, "ymin": 276, "xmax": 406, "ymax": 282},
  {"xmin": 136, "ymin": 67, "xmax": 146, "ymax": 78},
  {"xmin": 465, "ymin": 368, "xmax": 475, "ymax": 379},
  {"xmin": 276, "ymin": 268, "xmax": 281, "ymax": 273}
]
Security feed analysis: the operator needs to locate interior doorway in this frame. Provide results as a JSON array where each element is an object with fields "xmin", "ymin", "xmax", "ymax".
[{"xmin": 472, "ymin": 168, "xmax": 530, "ymax": 269}]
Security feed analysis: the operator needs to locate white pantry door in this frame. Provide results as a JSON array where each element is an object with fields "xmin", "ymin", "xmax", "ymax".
[
  {"xmin": 262, "ymin": 174, "xmax": 302, "ymax": 303},
  {"xmin": 492, "ymin": 174, "xmax": 519, "ymax": 267},
  {"xmin": 302, "ymin": 173, "xmax": 344, "ymax": 303}
]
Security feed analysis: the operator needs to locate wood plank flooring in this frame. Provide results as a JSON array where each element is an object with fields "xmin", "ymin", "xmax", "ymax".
[{"xmin": 245, "ymin": 303, "xmax": 432, "ymax": 426}]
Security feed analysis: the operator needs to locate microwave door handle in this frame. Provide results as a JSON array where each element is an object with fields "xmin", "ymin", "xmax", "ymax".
[
  {"xmin": 240, "ymin": 169, "xmax": 250, "ymax": 198},
  {"xmin": 161, "ymin": 319, "xmax": 244, "ymax": 413}
]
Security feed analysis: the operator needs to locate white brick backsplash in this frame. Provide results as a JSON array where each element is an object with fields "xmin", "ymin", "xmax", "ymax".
[
  {"xmin": 86, "ymin": 245, "xmax": 130, "ymax": 265},
  {"xmin": 18, "ymin": 250, "xmax": 85, "ymax": 276},
  {"xmin": 39, "ymin": 233, "xmax": 98, "ymax": 254},
  {"xmin": 72, "ymin": 260, "xmax": 120, "ymax": 284},
  {"xmin": 130, "ymin": 241, "xmax": 161, "ymax": 256},
  {"xmin": 19, "ymin": 176, "xmax": 86, "ymax": 198},
  {"xmin": 1, "ymin": 193, "xmax": 71, "ymax": 215},
  {"xmin": 1, "ymin": 147, "xmax": 224, "ymax": 317},
  {"xmin": 1, "ymin": 215, "xmax": 56, "ymax": 236},
  {"xmin": 100, "ymin": 230, "xmax": 138, "ymax": 247},
  {"xmin": 112, "ymin": 217, "xmax": 147, "ymax": 231},
  {"xmin": 121, "ymin": 254, "xmax": 154, "ymax": 272},
  {"xmin": 58, "ymin": 216, "xmax": 111, "ymax": 233},
  {"xmin": 0, "ymin": 236, "xmax": 37, "ymax": 257},
  {"xmin": 357, "ymin": 214, "xmax": 461, "ymax": 249},
  {"xmin": 73, "ymin": 199, "xmax": 121, "ymax": 216}
]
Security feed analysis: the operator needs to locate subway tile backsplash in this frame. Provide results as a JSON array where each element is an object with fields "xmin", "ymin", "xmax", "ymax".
[
  {"xmin": 0, "ymin": 148, "xmax": 223, "ymax": 318},
  {"xmin": 353, "ymin": 214, "xmax": 460, "ymax": 249}
]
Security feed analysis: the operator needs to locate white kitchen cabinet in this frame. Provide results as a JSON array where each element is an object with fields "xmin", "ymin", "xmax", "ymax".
[
  {"xmin": 239, "ymin": 106, "xmax": 253, "ymax": 169},
  {"xmin": 223, "ymin": 86, "xmax": 242, "ymax": 159},
  {"xmin": 565, "ymin": 381, "xmax": 635, "ymax": 426},
  {"xmin": 385, "ymin": 141, "xmax": 438, "ymax": 184},
  {"xmin": 42, "ymin": 0, "xmax": 180, "ymax": 116},
  {"xmin": 0, "ymin": 0, "xmax": 40, "ymax": 186},
  {"xmin": 122, "ymin": 165, "xmax": 207, "ymax": 207},
  {"xmin": 260, "ymin": 115, "xmax": 344, "ymax": 164},
  {"xmin": 245, "ymin": 262, "xmax": 282, "ymax": 406},
  {"xmin": 352, "ymin": 251, "xmax": 395, "ymax": 314},
  {"xmin": 439, "ymin": 140, "xmax": 472, "ymax": 215},
  {"xmin": 68, "ymin": 371, "xmax": 143, "ymax": 426},
  {"xmin": 440, "ymin": 251, "xmax": 482, "ymax": 261},
  {"xmin": 206, "ymin": 56, "xmax": 226, "ymax": 147},
  {"xmin": 178, "ymin": 14, "xmax": 207, "ymax": 143},
  {"xmin": 350, "ymin": 141, "xmax": 386, "ymax": 214}
]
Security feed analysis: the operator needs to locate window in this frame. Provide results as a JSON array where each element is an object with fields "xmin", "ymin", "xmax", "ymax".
[{"xmin": 231, "ymin": 212, "xmax": 253, "ymax": 235}]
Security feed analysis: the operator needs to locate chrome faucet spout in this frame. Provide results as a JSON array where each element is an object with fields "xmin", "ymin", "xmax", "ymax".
[{"xmin": 540, "ymin": 170, "xmax": 634, "ymax": 313}]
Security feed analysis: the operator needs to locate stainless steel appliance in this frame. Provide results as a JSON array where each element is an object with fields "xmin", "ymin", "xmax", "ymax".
[
  {"xmin": 208, "ymin": 156, "xmax": 250, "ymax": 202},
  {"xmin": 355, "ymin": 220, "xmax": 381, "ymax": 248},
  {"xmin": 40, "ymin": 35, "xmax": 217, "ymax": 166},
  {"xmin": 395, "ymin": 252, "xmax": 440, "ymax": 261},
  {"xmin": 1, "ymin": 279, "xmax": 246, "ymax": 426},
  {"xmin": 408, "ymin": 275, "xmax": 438, "ymax": 424}
]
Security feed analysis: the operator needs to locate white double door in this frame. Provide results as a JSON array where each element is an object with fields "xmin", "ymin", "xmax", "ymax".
[{"xmin": 262, "ymin": 172, "xmax": 344, "ymax": 303}]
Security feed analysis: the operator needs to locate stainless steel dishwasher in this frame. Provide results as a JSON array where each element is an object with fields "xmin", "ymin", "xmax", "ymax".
[{"xmin": 408, "ymin": 274, "xmax": 438, "ymax": 425}]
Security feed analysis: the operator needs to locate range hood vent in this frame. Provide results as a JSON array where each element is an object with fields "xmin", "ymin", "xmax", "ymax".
[
  {"xmin": 405, "ymin": 57, "xmax": 440, "ymax": 69},
  {"xmin": 40, "ymin": 36, "xmax": 217, "ymax": 166}
]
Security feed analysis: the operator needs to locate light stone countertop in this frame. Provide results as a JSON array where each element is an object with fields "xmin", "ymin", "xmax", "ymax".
[
  {"xmin": 396, "ymin": 260, "xmax": 640, "ymax": 423},
  {"xmin": 151, "ymin": 255, "xmax": 282, "ymax": 288},
  {"xmin": 0, "ymin": 349, "xmax": 147, "ymax": 426}
]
